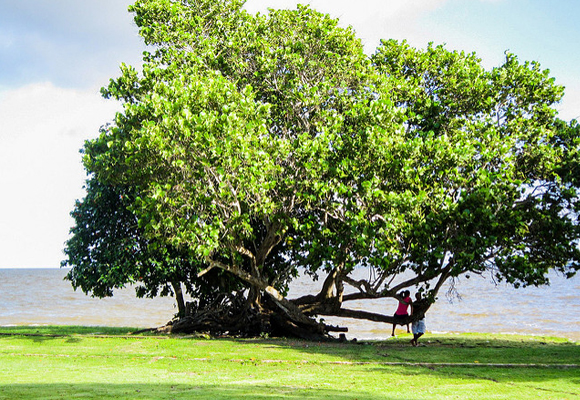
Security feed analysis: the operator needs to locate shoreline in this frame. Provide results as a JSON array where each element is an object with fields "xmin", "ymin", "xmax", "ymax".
[
  {"xmin": 2, "ymin": 268, "xmax": 579, "ymax": 343},
  {"xmin": 1, "ymin": 324, "xmax": 577, "ymax": 344}
]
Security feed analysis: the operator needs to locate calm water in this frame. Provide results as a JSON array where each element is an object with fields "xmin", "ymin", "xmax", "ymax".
[{"xmin": 1, "ymin": 268, "xmax": 578, "ymax": 341}]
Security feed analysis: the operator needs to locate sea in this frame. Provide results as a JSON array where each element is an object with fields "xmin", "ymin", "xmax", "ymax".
[{"xmin": 1, "ymin": 267, "xmax": 578, "ymax": 341}]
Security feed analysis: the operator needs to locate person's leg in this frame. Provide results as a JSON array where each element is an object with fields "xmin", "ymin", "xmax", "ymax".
[
  {"xmin": 415, "ymin": 320, "xmax": 425, "ymax": 344},
  {"xmin": 411, "ymin": 322, "xmax": 416, "ymax": 345},
  {"xmin": 415, "ymin": 332, "xmax": 423, "ymax": 344},
  {"xmin": 392, "ymin": 323, "xmax": 396, "ymax": 336}
]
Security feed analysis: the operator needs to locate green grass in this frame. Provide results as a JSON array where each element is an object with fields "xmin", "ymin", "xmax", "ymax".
[{"xmin": 0, "ymin": 326, "xmax": 578, "ymax": 399}]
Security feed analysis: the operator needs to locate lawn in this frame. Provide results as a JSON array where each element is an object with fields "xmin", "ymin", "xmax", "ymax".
[{"xmin": 0, "ymin": 326, "xmax": 578, "ymax": 399}]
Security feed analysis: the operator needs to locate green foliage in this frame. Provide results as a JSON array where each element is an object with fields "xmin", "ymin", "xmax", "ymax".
[
  {"xmin": 62, "ymin": 163, "xmax": 242, "ymax": 308},
  {"xmin": 63, "ymin": 0, "xmax": 579, "ymax": 332},
  {"xmin": 370, "ymin": 40, "xmax": 579, "ymax": 288}
]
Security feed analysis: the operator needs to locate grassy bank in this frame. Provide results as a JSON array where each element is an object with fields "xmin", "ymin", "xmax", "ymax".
[{"xmin": 0, "ymin": 326, "xmax": 578, "ymax": 399}]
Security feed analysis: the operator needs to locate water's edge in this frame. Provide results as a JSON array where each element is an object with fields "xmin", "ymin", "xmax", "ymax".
[{"xmin": 1, "ymin": 268, "xmax": 578, "ymax": 341}]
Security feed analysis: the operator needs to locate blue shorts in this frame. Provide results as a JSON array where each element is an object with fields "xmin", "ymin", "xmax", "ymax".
[{"xmin": 412, "ymin": 319, "xmax": 426, "ymax": 334}]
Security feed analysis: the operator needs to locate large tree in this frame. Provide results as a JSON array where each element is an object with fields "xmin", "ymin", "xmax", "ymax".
[{"xmin": 63, "ymin": 0, "xmax": 579, "ymax": 339}]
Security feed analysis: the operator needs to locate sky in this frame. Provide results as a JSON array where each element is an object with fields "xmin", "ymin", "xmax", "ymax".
[{"xmin": 0, "ymin": 0, "xmax": 578, "ymax": 269}]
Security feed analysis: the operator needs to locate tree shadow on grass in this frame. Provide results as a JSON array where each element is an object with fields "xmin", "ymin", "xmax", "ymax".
[
  {"xmin": 2, "ymin": 326, "xmax": 579, "ymax": 386},
  {"xmin": 0, "ymin": 331, "xmax": 82, "ymax": 344},
  {"xmin": 0, "ymin": 383, "xmax": 406, "ymax": 400},
  {"xmin": 239, "ymin": 335, "xmax": 580, "ymax": 366},
  {"xmin": 0, "ymin": 325, "xmax": 136, "ymax": 337}
]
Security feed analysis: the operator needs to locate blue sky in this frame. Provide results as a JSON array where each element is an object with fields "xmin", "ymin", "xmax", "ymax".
[{"xmin": 0, "ymin": 0, "xmax": 578, "ymax": 268}]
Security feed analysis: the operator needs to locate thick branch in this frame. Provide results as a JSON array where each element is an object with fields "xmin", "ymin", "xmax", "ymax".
[
  {"xmin": 342, "ymin": 275, "xmax": 375, "ymax": 296},
  {"xmin": 322, "ymin": 308, "xmax": 426, "ymax": 325},
  {"xmin": 388, "ymin": 270, "xmax": 439, "ymax": 296},
  {"xmin": 317, "ymin": 267, "xmax": 340, "ymax": 300},
  {"xmin": 255, "ymin": 220, "xmax": 282, "ymax": 267},
  {"xmin": 340, "ymin": 269, "xmax": 438, "ymax": 302},
  {"xmin": 235, "ymin": 245, "xmax": 259, "ymax": 278},
  {"xmin": 206, "ymin": 258, "xmax": 325, "ymax": 333},
  {"xmin": 432, "ymin": 260, "xmax": 454, "ymax": 297},
  {"xmin": 171, "ymin": 281, "xmax": 186, "ymax": 317}
]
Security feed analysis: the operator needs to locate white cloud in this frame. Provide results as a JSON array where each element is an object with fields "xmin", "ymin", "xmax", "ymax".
[
  {"xmin": 559, "ymin": 82, "xmax": 580, "ymax": 122},
  {"xmin": 0, "ymin": 83, "xmax": 120, "ymax": 268},
  {"xmin": 244, "ymin": 0, "xmax": 450, "ymax": 51}
]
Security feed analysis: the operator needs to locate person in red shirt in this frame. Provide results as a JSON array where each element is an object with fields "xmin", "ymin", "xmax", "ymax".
[{"xmin": 391, "ymin": 290, "xmax": 412, "ymax": 336}]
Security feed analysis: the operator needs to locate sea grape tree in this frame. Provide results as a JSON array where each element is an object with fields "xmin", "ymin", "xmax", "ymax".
[{"xmin": 63, "ymin": 0, "xmax": 579, "ymax": 339}]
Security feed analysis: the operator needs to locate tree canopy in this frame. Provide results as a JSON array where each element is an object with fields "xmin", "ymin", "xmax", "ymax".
[{"xmin": 62, "ymin": 0, "xmax": 580, "ymax": 339}]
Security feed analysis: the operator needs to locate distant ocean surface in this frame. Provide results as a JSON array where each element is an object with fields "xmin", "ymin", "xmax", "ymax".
[{"xmin": 1, "ymin": 268, "xmax": 578, "ymax": 341}]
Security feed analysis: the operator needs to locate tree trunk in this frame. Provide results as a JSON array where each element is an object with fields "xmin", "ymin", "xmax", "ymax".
[
  {"xmin": 171, "ymin": 281, "xmax": 186, "ymax": 317},
  {"xmin": 168, "ymin": 258, "xmax": 450, "ymax": 340},
  {"xmin": 205, "ymin": 258, "xmax": 328, "ymax": 335}
]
